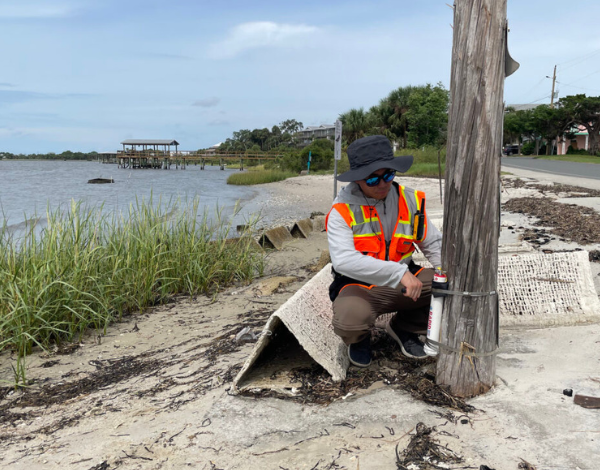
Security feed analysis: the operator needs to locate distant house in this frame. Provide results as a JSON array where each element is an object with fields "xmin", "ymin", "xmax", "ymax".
[
  {"xmin": 297, "ymin": 124, "xmax": 335, "ymax": 147},
  {"xmin": 557, "ymin": 125, "xmax": 595, "ymax": 155},
  {"xmin": 206, "ymin": 142, "xmax": 222, "ymax": 155}
]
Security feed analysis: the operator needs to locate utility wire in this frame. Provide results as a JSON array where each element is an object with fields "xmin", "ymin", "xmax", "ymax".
[
  {"xmin": 555, "ymin": 81, "xmax": 600, "ymax": 94},
  {"xmin": 558, "ymin": 48, "xmax": 600, "ymax": 71},
  {"xmin": 560, "ymin": 67, "xmax": 600, "ymax": 87},
  {"xmin": 514, "ymin": 76, "xmax": 549, "ymax": 103}
]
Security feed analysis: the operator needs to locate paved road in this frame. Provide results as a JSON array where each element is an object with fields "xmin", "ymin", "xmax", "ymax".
[{"xmin": 501, "ymin": 157, "xmax": 600, "ymax": 180}]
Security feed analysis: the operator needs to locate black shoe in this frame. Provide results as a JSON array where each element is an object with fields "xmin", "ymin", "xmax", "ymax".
[
  {"xmin": 385, "ymin": 323, "xmax": 427, "ymax": 359},
  {"xmin": 348, "ymin": 333, "xmax": 372, "ymax": 368}
]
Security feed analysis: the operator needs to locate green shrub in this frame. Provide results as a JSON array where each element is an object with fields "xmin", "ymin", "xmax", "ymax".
[
  {"xmin": 566, "ymin": 146, "xmax": 590, "ymax": 155},
  {"xmin": 521, "ymin": 142, "xmax": 535, "ymax": 155},
  {"xmin": 301, "ymin": 139, "xmax": 334, "ymax": 172},
  {"xmin": 279, "ymin": 139, "xmax": 335, "ymax": 173}
]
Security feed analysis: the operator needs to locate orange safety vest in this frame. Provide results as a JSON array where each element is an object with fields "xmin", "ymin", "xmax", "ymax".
[{"xmin": 326, "ymin": 185, "xmax": 427, "ymax": 262}]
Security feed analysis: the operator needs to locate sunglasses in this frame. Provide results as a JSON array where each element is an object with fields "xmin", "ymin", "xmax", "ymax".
[{"xmin": 364, "ymin": 169, "xmax": 396, "ymax": 187}]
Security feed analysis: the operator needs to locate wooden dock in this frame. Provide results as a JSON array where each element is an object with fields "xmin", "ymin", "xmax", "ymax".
[
  {"xmin": 100, "ymin": 140, "xmax": 282, "ymax": 170},
  {"xmin": 111, "ymin": 150, "xmax": 281, "ymax": 170}
]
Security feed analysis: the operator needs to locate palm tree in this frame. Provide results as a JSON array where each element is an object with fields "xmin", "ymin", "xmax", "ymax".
[
  {"xmin": 368, "ymin": 101, "xmax": 398, "ymax": 144},
  {"xmin": 339, "ymin": 108, "xmax": 371, "ymax": 143},
  {"xmin": 386, "ymin": 86, "xmax": 415, "ymax": 149}
]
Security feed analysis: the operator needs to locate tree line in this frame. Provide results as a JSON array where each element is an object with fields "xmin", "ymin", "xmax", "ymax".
[
  {"xmin": 0, "ymin": 150, "xmax": 99, "ymax": 160},
  {"xmin": 219, "ymin": 119, "xmax": 304, "ymax": 152},
  {"xmin": 215, "ymin": 83, "xmax": 450, "ymax": 173},
  {"xmin": 338, "ymin": 83, "xmax": 450, "ymax": 148},
  {"xmin": 504, "ymin": 94, "xmax": 600, "ymax": 156}
]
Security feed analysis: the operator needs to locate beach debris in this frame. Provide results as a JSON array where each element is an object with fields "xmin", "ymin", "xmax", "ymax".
[
  {"xmin": 88, "ymin": 461, "xmax": 110, "ymax": 470},
  {"xmin": 503, "ymin": 197, "xmax": 600, "ymax": 245},
  {"xmin": 235, "ymin": 327, "xmax": 258, "ymax": 344},
  {"xmin": 518, "ymin": 458, "xmax": 538, "ymax": 470},
  {"xmin": 253, "ymin": 276, "xmax": 297, "ymax": 296},
  {"xmin": 574, "ymin": 394, "xmax": 600, "ymax": 409},
  {"xmin": 563, "ymin": 388, "xmax": 573, "ymax": 397},
  {"xmin": 507, "ymin": 179, "xmax": 600, "ymax": 198},
  {"xmin": 395, "ymin": 422, "xmax": 463, "ymax": 470},
  {"xmin": 290, "ymin": 218, "xmax": 313, "ymax": 238},
  {"xmin": 238, "ymin": 331, "xmax": 475, "ymax": 411},
  {"xmin": 258, "ymin": 226, "xmax": 293, "ymax": 250}
]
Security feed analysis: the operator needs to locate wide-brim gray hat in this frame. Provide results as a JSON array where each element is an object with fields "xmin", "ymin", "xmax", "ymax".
[{"xmin": 337, "ymin": 135, "xmax": 413, "ymax": 182}]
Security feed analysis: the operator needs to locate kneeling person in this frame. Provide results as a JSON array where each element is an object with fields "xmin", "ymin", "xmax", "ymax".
[{"xmin": 326, "ymin": 135, "xmax": 442, "ymax": 367}]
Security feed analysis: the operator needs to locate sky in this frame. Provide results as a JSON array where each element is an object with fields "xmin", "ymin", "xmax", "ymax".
[{"xmin": 1, "ymin": 0, "xmax": 600, "ymax": 154}]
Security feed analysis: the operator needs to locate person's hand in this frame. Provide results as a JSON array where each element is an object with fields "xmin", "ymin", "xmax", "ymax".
[{"xmin": 400, "ymin": 271, "xmax": 422, "ymax": 302}]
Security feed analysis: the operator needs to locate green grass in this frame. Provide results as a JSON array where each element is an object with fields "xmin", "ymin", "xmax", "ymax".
[
  {"xmin": 534, "ymin": 155, "xmax": 600, "ymax": 164},
  {"xmin": 397, "ymin": 146, "xmax": 446, "ymax": 177},
  {"xmin": 227, "ymin": 169, "xmax": 297, "ymax": 185},
  {"xmin": 0, "ymin": 199, "xmax": 264, "ymax": 385},
  {"xmin": 404, "ymin": 162, "xmax": 445, "ymax": 177}
]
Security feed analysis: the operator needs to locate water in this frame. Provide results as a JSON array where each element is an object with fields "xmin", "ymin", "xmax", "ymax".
[{"xmin": 0, "ymin": 160, "xmax": 260, "ymax": 232}]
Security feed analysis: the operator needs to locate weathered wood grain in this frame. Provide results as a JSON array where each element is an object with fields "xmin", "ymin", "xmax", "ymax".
[{"xmin": 436, "ymin": 0, "xmax": 506, "ymax": 397}]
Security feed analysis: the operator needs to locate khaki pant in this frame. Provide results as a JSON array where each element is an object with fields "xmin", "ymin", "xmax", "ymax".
[{"xmin": 332, "ymin": 268, "xmax": 433, "ymax": 345}]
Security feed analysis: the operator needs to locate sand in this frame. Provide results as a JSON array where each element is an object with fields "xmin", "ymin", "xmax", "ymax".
[{"xmin": 1, "ymin": 171, "xmax": 599, "ymax": 470}]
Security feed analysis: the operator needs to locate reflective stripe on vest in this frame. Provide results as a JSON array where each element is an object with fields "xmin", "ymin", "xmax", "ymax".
[{"xmin": 326, "ymin": 185, "xmax": 427, "ymax": 262}]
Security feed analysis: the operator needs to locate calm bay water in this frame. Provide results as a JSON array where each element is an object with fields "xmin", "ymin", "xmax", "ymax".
[{"xmin": 0, "ymin": 160, "xmax": 259, "ymax": 232}]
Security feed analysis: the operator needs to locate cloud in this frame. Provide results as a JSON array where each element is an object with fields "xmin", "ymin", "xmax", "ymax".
[
  {"xmin": 208, "ymin": 21, "xmax": 318, "ymax": 59},
  {"xmin": 0, "ymin": 83, "xmax": 15, "ymax": 87},
  {"xmin": 0, "ymin": 3, "xmax": 76, "ymax": 18},
  {"xmin": 192, "ymin": 97, "xmax": 220, "ymax": 107}
]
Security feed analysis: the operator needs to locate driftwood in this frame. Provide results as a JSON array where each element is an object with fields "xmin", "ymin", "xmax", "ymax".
[{"xmin": 436, "ymin": 0, "xmax": 506, "ymax": 397}]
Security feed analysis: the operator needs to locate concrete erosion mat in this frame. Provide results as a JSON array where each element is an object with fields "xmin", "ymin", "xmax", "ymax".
[{"xmin": 0, "ymin": 172, "xmax": 599, "ymax": 470}]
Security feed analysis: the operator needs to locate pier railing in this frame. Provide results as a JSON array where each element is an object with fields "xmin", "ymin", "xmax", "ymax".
[{"xmin": 113, "ymin": 150, "xmax": 283, "ymax": 170}]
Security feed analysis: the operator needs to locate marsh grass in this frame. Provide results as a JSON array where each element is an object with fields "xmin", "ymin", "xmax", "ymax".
[
  {"xmin": 0, "ymin": 198, "xmax": 264, "ymax": 384},
  {"xmin": 227, "ymin": 169, "xmax": 297, "ymax": 185}
]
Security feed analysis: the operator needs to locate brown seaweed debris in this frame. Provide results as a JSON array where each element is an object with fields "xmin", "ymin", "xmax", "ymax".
[
  {"xmin": 506, "ymin": 179, "xmax": 600, "ymax": 197},
  {"xmin": 241, "ymin": 332, "xmax": 475, "ymax": 412},
  {"xmin": 503, "ymin": 197, "xmax": 600, "ymax": 245},
  {"xmin": 395, "ymin": 422, "xmax": 463, "ymax": 470}
]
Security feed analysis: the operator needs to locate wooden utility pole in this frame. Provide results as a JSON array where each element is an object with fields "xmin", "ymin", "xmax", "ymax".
[
  {"xmin": 548, "ymin": 65, "xmax": 558, "ymax": 155},
  {"xmin": 436, "ymin": 0, "xmax": 507, "ymax": 397},
  {"xmin": 550, "ymin": 65, "xmax": 557, "ymax": 108}
]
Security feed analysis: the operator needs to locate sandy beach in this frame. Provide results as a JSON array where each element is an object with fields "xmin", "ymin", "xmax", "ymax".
[{"xmin": 1, "ymin": 171, "xmax": 599, "ymax": 470}]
